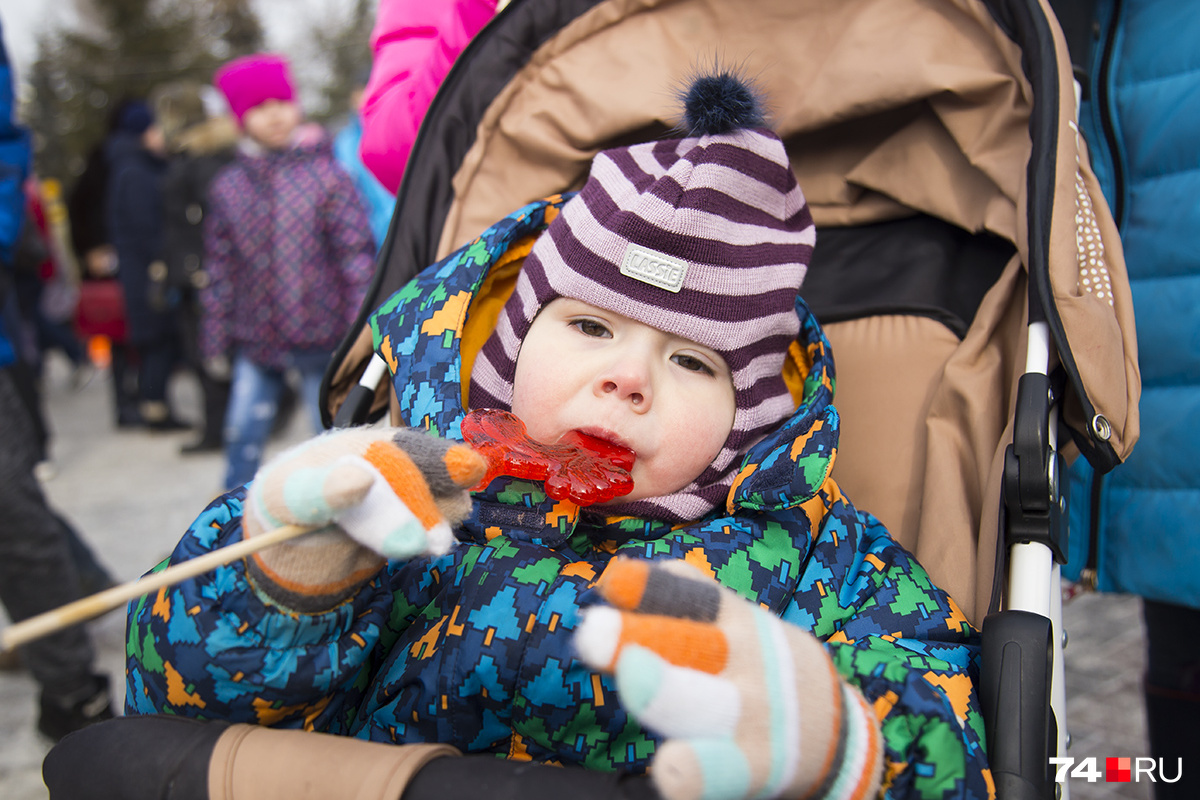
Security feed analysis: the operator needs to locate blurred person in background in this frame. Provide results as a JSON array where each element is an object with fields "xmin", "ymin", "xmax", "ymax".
[
  {"xmin": 359, "ymin": 0, "xmax": 499, "ymax": 195},
  {"xmin": 105, "ymin": 99, "xmax": 189, "ymax": 431},
  {"xmin": 67, "ymin": 101, "xmax": 142, "ymax": 428},
  {"xmin": 12, "ymin": 179, "xmax": 88, "ymax": 387},
  {"xmin": 332, "ymin": 68, "xmax": 395, "ymax": 251},
  {"xmin": 0, "ymin": 14, "xmax": 114, "ymax": 740},
  {"xmin": 5, "ymin": 182, "xmax": 115, "ymax": 599},
  {"xmin": 204, "ymin": 53, "xmax": 374, "ymax": 489},
  {"xmin": 155, "ymin": 82, "xmax": 239, "ymax": 455}
]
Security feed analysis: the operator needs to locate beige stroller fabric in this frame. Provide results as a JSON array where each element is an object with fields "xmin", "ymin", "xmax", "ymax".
[{"xmin": 334, "ymin": 0, "xmax": 1138, "ymax": 624}]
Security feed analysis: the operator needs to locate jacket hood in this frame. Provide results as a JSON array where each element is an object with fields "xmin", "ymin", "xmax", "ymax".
[
  {"xmin": 176, "ymin": 116, "xmax": 239, "ymax": 157},
  {"xmin": 369, "ymin": 196, "xmax": 839, "ymax": 537}
]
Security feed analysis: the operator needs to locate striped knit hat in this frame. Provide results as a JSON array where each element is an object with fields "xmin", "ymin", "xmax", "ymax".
[{"xmin": 470, "ymin": 74, "xmax": 814, "ymax": 521}]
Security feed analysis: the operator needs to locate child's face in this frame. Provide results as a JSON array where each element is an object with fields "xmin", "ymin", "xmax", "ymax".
[
  {"xmin": 241, "ymin": 99, "xmax": 301, "ymax": 150},
  {"xmin": 510, "ymin": 298, "xmax": 735, "ymax": 504}
]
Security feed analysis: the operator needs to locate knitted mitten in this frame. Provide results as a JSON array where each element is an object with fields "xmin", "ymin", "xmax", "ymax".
[
  {"xmin": 243, "ymin": 427, "xmax": 485, "ymax": 610},
  {"xmin": 575, "ymin": 558, "xmax": 883, "ymax": 800}
]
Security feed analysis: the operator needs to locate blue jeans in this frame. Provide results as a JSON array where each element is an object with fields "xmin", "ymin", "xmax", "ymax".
[{"xmin": 223, "ymin": 351, "xmax": 328, "ymax": 489}]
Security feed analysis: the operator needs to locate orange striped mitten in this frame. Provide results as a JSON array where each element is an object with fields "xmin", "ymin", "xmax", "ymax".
[
  {"xmin": 243, "ymin": 427, "xmax": 485, "ymax": 610},
  {"xmin": 575, "ymin": 558, "xmax": 883, "ymax": 800}
]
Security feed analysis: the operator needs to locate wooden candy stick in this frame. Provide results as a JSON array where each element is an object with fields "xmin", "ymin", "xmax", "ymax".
[
  {"xmin": 0, "ymin": 522, "xmax": 314, "ymax": 653},
  {"xmin": 0, "ymin": 411, "xmax": 636, "ymax": 653}
]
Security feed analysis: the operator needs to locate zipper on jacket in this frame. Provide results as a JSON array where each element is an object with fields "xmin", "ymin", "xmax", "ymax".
[
  {"xmin": 1094, "ymin": 0, "xmax": 1126, "ymax": 227},
  {"xmin": 1077, "ymin": 0, "xmax": 1124, "ymax": 593}
]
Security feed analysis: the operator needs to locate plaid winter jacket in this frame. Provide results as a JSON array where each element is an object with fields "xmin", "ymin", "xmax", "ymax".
[
  {"xmin": 127, "ymin": 197, "xmax": 992, "ymax": 800},
  {"xmin": 200, "ymin": 137, "xmax": 375, "ymax": 370}
]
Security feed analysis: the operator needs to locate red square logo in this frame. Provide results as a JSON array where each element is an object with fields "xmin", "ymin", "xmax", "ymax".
[{"xmin": 1107, "ymin": 757, "xmax": 1131, "ymax": 782}]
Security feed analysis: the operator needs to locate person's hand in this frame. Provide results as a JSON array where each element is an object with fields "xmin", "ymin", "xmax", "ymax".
[
  {"xmin": 575, "ymin": 558, "xmax": 882, "ymax": 800},
  {"xmin": 244, "ymin": 427, "xmax": 486, "ymax": 560}
]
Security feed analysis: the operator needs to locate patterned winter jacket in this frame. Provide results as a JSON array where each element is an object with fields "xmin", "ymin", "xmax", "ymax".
[
  {"xmin": 128, "ymin": 197, "xmax": 992, "ymax": 800},
  {"xmin": 200, "ymin": 136, "xmax": 375, "ymax": 370}
]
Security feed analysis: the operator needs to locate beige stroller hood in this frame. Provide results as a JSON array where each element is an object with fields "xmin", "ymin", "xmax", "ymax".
[{"xmin": 326, "ymin": 0, "xmax": 1138, "ymax": 625}]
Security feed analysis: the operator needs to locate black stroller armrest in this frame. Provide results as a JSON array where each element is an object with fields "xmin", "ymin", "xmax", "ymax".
[
  {"xmin": 980, "ymin": 609, "xmax": 1056, "ymax": 800},
  {"xmin": 404, "ymin": 756, "xmax": 660, "ymax": 800}
]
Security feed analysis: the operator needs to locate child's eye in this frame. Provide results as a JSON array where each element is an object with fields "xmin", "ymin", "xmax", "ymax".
[
  {"xmin": 570, "ymin": 318, "xmax": 612, "ymax": 338},
  {"xmin": 671, "ymin": 354, "xmax": 716, "ymax": 376}
]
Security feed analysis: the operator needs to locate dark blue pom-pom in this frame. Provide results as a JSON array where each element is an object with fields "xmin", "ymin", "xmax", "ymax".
[{"xmin": 682, "ymin": 72, "xmax": 765, "ymax": 136}]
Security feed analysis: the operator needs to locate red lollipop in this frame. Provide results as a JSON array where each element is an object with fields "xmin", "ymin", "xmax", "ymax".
[{"xmin": 460, "ymin": 409, "xmax": 635, "ymax": 506}]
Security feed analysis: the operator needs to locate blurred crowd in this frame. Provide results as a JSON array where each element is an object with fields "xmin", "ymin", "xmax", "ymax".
[
  {"xmin": 2, "ymin": 0, "xmax": 492, "ymax": 745},
  {"xmin": 21, "ymin": 70, "xmax": 388, "ymax": 460},
  {"xmin": 1, "ymin": 35, "xmax": 394, "ymax": 743}
]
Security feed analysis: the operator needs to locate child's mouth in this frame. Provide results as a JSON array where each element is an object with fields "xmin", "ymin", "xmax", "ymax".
[
  {"xmin": 567, "ymin": 428, "xmax": 635, "ymax": 458},
  {"xmin": 559, "ymin": 429, "xmax": 636, "ymax": 475}
]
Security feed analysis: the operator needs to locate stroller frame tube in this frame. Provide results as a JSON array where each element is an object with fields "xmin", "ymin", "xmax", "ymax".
[
  {"xmin": 1008, "ymin": 542, "xmax": 1054, "ymax": 615},
  {"xmin": 1009, "ymin": 321, "xmax": 1070, "ymax": 799},
  {"xmin": 333, "ymin": 353, "xmax": 391, "ymax": 430},
  {"xmin": 984, "ymin": 316, "xmax": 1069, "ymax": 800},
  {"xmin": 1010, "ymin": 320, "xmax": 1056, "ymax": 616}
]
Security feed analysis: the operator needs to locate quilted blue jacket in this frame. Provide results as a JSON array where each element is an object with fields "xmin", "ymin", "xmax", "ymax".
[
  {"xmin": 1065, "ymin": 0, "xmax": 1200, "ymax": 608},
  {"xmin": 127, "ymin": 197, "xmax": 992, "ymax": 799},
  {"xmin": 0, "ymin": 22, "xmax": 31, "ymax": 368}
]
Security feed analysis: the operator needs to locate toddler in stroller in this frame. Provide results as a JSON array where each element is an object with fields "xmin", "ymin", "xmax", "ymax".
[{"xmin": 47, "ymin": 75, "xmax": 989, "ymax": 800}]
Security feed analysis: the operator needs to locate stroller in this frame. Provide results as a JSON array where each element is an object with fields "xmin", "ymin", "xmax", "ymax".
[{"xmin": 323, "ymin": 0, "xmax": 1139, "ymax": 798}]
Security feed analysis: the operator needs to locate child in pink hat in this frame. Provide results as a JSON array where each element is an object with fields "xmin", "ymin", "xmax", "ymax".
[{"xmin": 202, "ymin": 53, "xmax": 377, "ymax": 490}]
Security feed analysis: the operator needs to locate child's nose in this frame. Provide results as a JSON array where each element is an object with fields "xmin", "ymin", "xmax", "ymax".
[{"xmin": 596, "ymin": 360, "xmax": 653, "ymax": 412}]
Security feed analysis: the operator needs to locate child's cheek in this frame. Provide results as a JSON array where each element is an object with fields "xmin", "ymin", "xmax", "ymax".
[
  {"xmin": 640, "ymin": 435, "xmax": 718, "ymax": 498},
  {"xmin": 509, "ymin": 398, "xmax": 560, "ymax": 446}
]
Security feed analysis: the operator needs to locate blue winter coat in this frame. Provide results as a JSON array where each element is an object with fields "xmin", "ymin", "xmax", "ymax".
[
  {"xmin": 0, "ymin": 22, "xmax": 31, "ymax": 368},
  {"xmin": 1065, "ymin": 0, "xmax": 1200, "ymax": 608},
  {"xmin": 332, "ymin": 116, "xmax": 396, "ymax": 250},
  {"xmin": 127, "ymin": 197, "xmax": 992, "ymax": 799},
  {"xmin": 105, "ymin": 131, "xmax": 173, "ymax": 345}
]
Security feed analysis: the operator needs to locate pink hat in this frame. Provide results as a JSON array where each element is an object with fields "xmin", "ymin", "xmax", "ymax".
[{"xmin": 213, "ymin": 54, "xmax": 296, "ymax": 123}]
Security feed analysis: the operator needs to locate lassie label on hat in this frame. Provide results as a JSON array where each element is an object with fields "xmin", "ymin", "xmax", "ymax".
[{"xmin": 619, "ymin": 243, "xmax": 688, "ymax": 293}]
